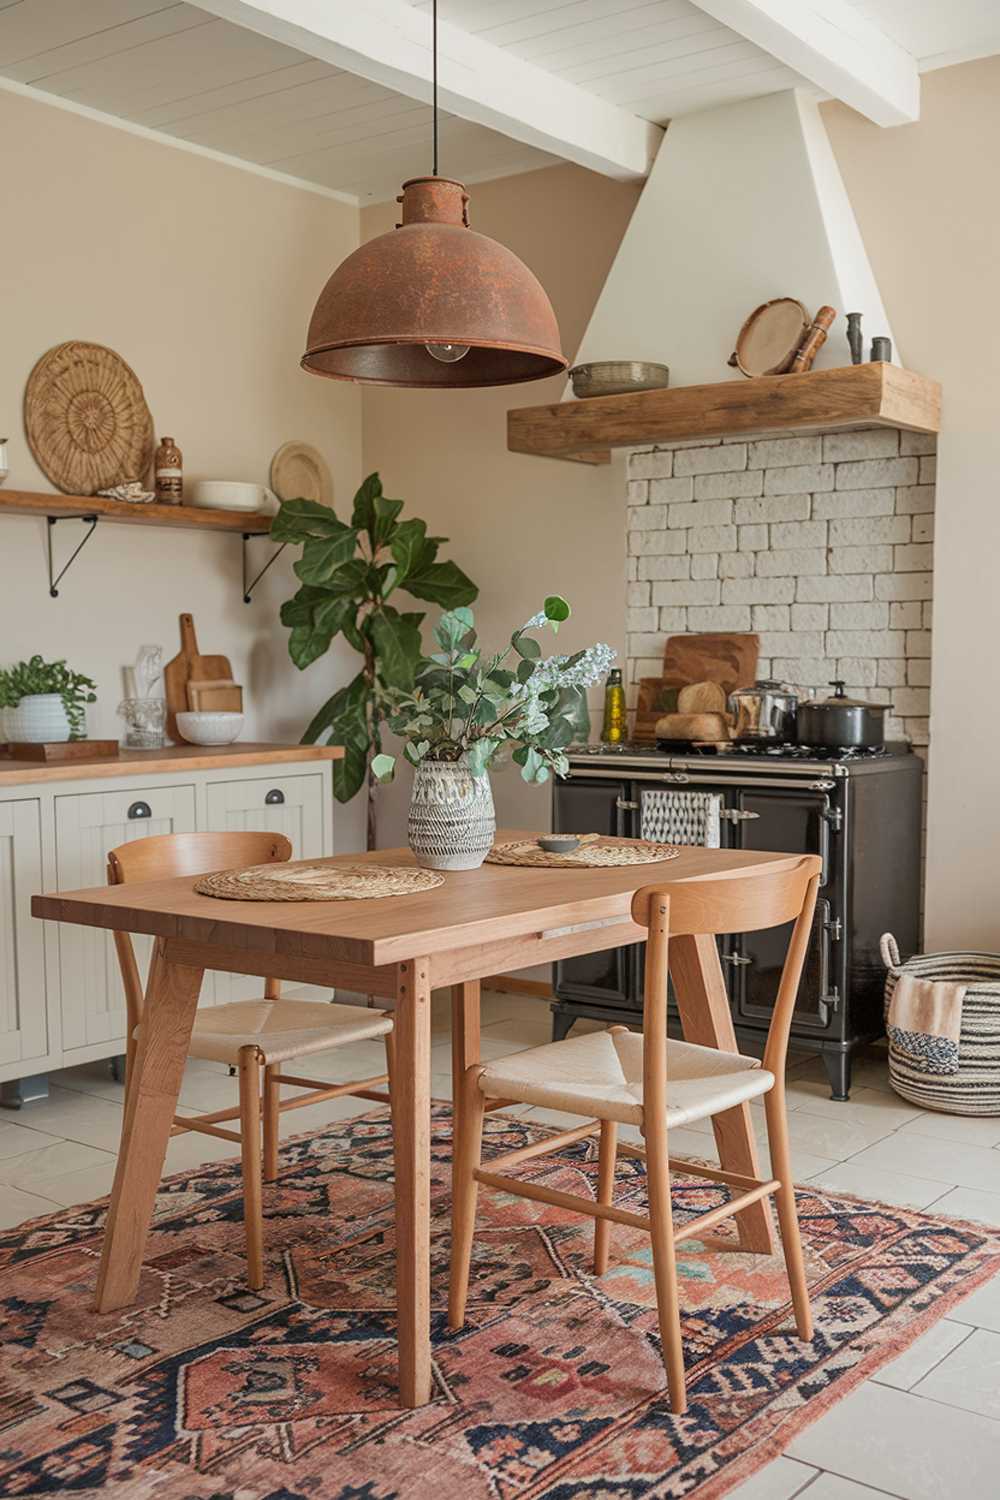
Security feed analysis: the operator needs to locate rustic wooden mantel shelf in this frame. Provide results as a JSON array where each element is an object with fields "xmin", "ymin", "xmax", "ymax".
[
  {"xmin": 0, "ymin": 489, "xmax": 272, "ymax": 533},
  {"xmin": 507, "ymin": 363, "xmax": 941, "ymax": 465}
]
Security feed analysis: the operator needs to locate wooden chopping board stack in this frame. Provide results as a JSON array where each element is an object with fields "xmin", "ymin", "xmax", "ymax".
[
  {"xmin": 632, "ymin": 632, "xmax": 759, "ymax": 744},
  {"xmin": 164, "ymin": 613, "xmax": 243, "ymax": 741}
]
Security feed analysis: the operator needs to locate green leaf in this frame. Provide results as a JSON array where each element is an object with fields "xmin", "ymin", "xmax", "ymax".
[
  {"xmin": 390, "ymin": 518, "xmax": 437, "ymax": 581},
  {"xmin": 516, "ymin": 657, "xmax": 535, "ymax": 684},
  {"xmin": 371, "ymin": 493, "xmax": 405, "ymax": 548},
  {"xmin": 332, "ymin": 733, "xmax": 369, "ymax": 804},
  {"xmin": 301, "ymin": 673, "xmax": 369, "ymax": 744},
  {"xmin": 466, "ymin": 737, "xmax": 501, "ymax": 777},
  {"xmin": 271, "ymin": 498, "xmax": 345, "ymax": 542},
  {"xmin": 405, "ymin": 560, "xmax": 478, "ymax": 609},
  {"xmin": 293, "ymin": 524, "xmax": 359, "ymax": 585},
  {"xmin": 544, "ymin": 595, "xmax": 571, "ymax": 628},
  {"xmin": 350, "ymin": 473, "xmax": 382, "ymax": 535},
  {"xmin": 457, "ymin": 684, "xmax": 477, "ymax": 704},
  {"xmin": 370, "ymin": 607, "xmax": 422, "ymax": 690},
  {"xmin": 434, "ymin": 606, "xmax": 475, "ymax": 651},
  {"xmin": 370, "ymin": 753, "xmax": 396, "ymax": 783},
  {"xmin": 280, "ymin": 584, "xmax": 331, "ymax": 627},
  {"xmin": 514, "ymin": 634, "xmax": 541, "ymax": 661}
]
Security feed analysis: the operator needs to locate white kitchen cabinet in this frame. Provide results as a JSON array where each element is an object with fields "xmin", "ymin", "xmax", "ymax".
[{"xmin": 0, "ymin": 800, "xmax": 48, "ymax": 1071}]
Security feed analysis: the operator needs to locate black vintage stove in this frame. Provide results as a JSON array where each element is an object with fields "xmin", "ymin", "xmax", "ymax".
[{"xmin": 551, "ymin": 740, "xmax": 923, "ymax": 1099}]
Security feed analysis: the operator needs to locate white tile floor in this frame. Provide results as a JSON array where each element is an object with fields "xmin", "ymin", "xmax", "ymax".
[{"xmin": 3, "ymin": 988, "xmax": 999, "ymax": 1498}]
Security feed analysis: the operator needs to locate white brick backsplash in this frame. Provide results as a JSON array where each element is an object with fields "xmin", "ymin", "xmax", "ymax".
[
  {"xmin": 823, "ymin": 428, "xmax": 899, "ymax": 462},
  {"xmin": 627, "ymin": 581, "xmax": 650, "ymax": 607},
  {"xmin": 627, "ymin": 555, "xmax": 637, "ymax": 580},
  {"xmin": 719, "ymin": 551, "xmax": 753, "ymax": 578},
  {"xmin": 751, "ymin": 604, "xmax": 790, "ymax": 630},
  {"xmin": 905, "ymin": 718, "xmax": 930, "ymax": 746},
  {"xmin": 920, "ymin": 456, "xmax": 937, "ymax": 483},
  {"xmin": 689, "ymin": 524, "xmax": 737, "ymax": 552},
  {"xmin": 758, "ymin": 630, "xmax": 824, "ymax": 658},
  {"xmin": 628, "ymin": 504, "xmax": 667, "ymax": 530},
  {"xmin": 835, "ymin": 657, "xmax": 878, "ymax": 685},
  {"xmin": 813, "ymin": 488, "xmax": 896, "ymax": 520},
  {"xmin": 908, "ymin": 659, "xmax": 931, "ymax": 685},
  {"xmin": 658, "ymin": 607, "xmax": 688, "ymax": 632},
  {"xmin": 629, "ymin": 632, "xmax": 668, "ymax": 658},
  {"xmin": 829, "ymin": 600, "xmax": 889, "ymax": 629},
  {"xmin": 652, "ymin": 579, "xmax": 720, "ymax": 606},
  {"xmin": 771, "ymin": 519, "xmax": 827, "ymax": 549},
  {"xmin": 667, "ymin": 498, "xmax": 733, "ymax": 528},
  {"xmin": 874, "ymin": 571, "xmax": 932, "ymax": 600},
  {"xmin": 895, "ymin": 484, "xmax": 935, "ymax": 514},
  {"xmin": 673, "ymin": 444, "xmax": 747, "ymax": 476},
  {"xmin": 895, "ymin": 543, "xmax": 933, "ymax": 571},
  {"xmin": 756, "ymin": 547, "xmax": 827, "ymax": 576},
  {"xmin": 723, "ymin": 577, "xmax": 796, "ymax": 604},
  {"xmin": 748, "ymin": 436, "xmax": 822, "ymax": 468},
  {"xmin": 626, "ymin": 480, "xmax": 649, "ymax": 505},
  {"xmin": 894, "ymin": 687, "xmax": 931, "ymax": 716},
  {"xmin": 629, "ymin": 528, "xmax": 687, "ymax": 555},
  {"xmin": 828, "ymin": 515, "xmax": 910, "ymax": 546},
  {"xmin": 638, "ymin": 555, "xmax": 691, "ymax": 580},
  {"xmin": 686, "ymin": 604, "xmax": 752, "ymax": 631},
  {"xmin": 691, "ymin": 553, "xmax": 719, "ymax": 579},
  {"xmin": 923, "ymin": 600, "xmax": 933, "ymax": 628},
  {"xmin": 734, "ymin": 493, "xmax": 810, "ymax": 524},
  {"xmin": 906, "ymin": 630, "xmax": 932, "ymax": 657},
  {"xmin": 649, "ymin": 475, "xmax": 694, "ymax": 503},
  {"xmin": 790, "ymin": 603, "xmax": 828, "ymax": 630},
  {"xmin": 826, "ymin": 629, "xmax": 905, "ymax": 657},
  {"xmin": 912, "ymin": 513, "xmax": 934, "ymax": 542},
  {"xmin": 764, "ymin": 463, "xmax": 834, "ymax": 495},
  {"xmin": 796, "ymin": 574, "xmax": 873, "ymax": 602},
  {"xmin": 693, "ymin": 469, "xmax": 764, "ymax": 500},
  {"xmin": 772, "ymin": 658, "xmax": 829, "ymax": 686},
  {"xmin": 627, "ymin": 606, "xmax": 657, "ymax": 632},
  {"xmin": 738, "ymin": 523, "xmax": 768, "ymax": 551},
  {"xmin": 889, "ymin": 601, "xmax": 922, "ymax": 630},
  {"xmin": 878, "ymin": 660, "xmax": 907, "ymax": 686},
  {"xmin": 835, "ymin": 457, "xmax": 918, "ymax": 490},
  {"xmin": 829, "ymin": 544, "xmax": 894, "ymax": 573},
  {"xmin": 900, "ymin": 432, "xmax": 937, "ymax": 456},
  {"xmin": 628, "ymin": 449, "xmax": 672, "ymax": 480}
]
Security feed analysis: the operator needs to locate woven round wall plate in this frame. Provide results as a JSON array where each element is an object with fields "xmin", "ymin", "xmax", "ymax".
[
  {"xmin": 194, "ymin": 862, "xmax": 445, "ymax": 901},
  {"xmin": 486, "ymin": 837, "xmax": 680, "ymax": 869},
  {"xmin": 24, "ymin": 340, "xmax": 155, "ymax": 495}
]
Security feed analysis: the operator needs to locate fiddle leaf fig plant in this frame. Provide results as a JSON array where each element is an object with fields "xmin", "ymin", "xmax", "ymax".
[
  {"xmin": 274, "ymin": 473, "xmax": 477, "ymax": 833},
  {"xmin": 0, "ymin": 655, "xmax": 97, "ymax": 740}
]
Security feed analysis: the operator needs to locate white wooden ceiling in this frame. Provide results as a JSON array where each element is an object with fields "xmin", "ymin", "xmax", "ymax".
[{"xmin": 1, "ymin": 0, "xmax": 998, "ymax": 202}]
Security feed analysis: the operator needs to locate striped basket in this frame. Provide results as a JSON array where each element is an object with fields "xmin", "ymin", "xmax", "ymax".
[{"xmin": 882, "ymin": 934, "xmax": 1000, "ymax": 1115}]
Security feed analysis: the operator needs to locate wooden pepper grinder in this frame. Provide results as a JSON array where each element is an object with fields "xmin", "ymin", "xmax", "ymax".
[
  {"xmin": 154, "ymin": 436, "xmax": 183, "ymax": 504},
  {"xmin": 791, "ymin": 306, "xmax": 836, "ymax": 373}
]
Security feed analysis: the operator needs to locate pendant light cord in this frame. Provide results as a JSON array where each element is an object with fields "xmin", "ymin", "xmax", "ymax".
[{"xmin": 432, "ymin": 0, "xmax": 439, "ymax": 176}]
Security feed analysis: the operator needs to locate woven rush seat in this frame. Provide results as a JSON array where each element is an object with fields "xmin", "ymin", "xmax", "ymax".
[
  {"xmin": 160, "ymin": 998, "xmax": 392, "ymax": 1067},
  {"xmin": 479, "ymin": 1030, "xmax": 772, "ymax": 1128}
]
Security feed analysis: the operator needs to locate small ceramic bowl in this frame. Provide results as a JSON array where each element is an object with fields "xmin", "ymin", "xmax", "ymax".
[
  {"xmin": 537, "ymin": 834, "xmax": 581, "ymax": 854},
  {"xmin": 176, "ymin": 711, "xmax": 244, "ymax": 746}
]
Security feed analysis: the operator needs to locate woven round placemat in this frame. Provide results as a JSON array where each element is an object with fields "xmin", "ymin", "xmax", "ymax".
[
  {"xmin": 486, "ymin": 838, "xmax": 680, "ymax": 868},
  {"xmin": 194, "ymin": 862, "xmax": 444, "ymax": 901},
  {"xmin": 24, "ymin": 340, "xmax": 155, "ymax": 495}
]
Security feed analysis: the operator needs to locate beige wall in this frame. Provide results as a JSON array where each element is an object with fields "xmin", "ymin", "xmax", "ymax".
[
  {"xmin": 0, "ymin": 88, "xmax": 366, "ymax": 850},
  {"xmin": 822, "ymin": 58, "xmax": 1000, "ymax": 949},
  {"xmin": 361, "ymin": 164, "xmax": 639, "ymax": 843}
]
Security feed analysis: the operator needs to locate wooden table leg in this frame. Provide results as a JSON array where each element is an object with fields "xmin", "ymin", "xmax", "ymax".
[
  {"xmin": 95, "ymin": 944, "xmax": 204, "ymax": 1312},
  {"xmin": 669, "ymin": 932, "xmax": 775, "ymax": 1254},
  {"xmin": 451, "ymin": 981, "xmax": 481, "ymax": 1137},
  {"xmin": 392, "ymin": 957, "xmax": 433, "ymax": 1407}
]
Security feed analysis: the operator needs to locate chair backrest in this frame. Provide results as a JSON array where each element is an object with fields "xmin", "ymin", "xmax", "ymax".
[
  {"xmin": 107, "ymin": 830, "xmax": 293, "ymax": 1036},
  {"xmin": 633, "ymin": 857, "xmax": 821, "ymax": 1100}
]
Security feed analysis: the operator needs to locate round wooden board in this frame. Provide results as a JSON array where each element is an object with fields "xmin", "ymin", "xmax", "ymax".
[
  {"xmin": 270, "ymin": 441, "xmax": 334, "ymax": 507},
  {"xmin": 729, "ymin": 298, "xmax": 809, "ymax": 378},
  {"xmin": 24, "ymin": 341, "xmax": 155, "ymax": 495},
  {"xmin": 194, "ymin": 861, "xmax": 444, "ymax": 901}
]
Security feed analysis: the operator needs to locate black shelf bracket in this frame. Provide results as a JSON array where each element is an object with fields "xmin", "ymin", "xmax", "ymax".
[
  {"xmin": 242, "ymin": 532, "xmax": 287, "ymax": 604},
  {"xmin": 47, "ymin": 514, "xmax": 99, "ymax": 598}
]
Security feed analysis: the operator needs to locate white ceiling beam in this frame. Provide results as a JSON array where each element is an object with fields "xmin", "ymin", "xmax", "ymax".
[
  {"xmin": 193, "ymin": 0, "xmax": 663, "ymax": 179},
  {"xmin": 686, "ymin": 0, "xmax": 919, "ymax": 125}
]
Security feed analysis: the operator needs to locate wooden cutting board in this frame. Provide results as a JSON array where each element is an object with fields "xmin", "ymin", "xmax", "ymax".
[
  {"xmin": 164, "ymin": 613, "xmax": 234, "ymax": 741},
  {"xmin": 662, "ymin": 632, "xmax": 759, "ymax": 694},
  {"xmin": 186, "ymin": 679, "xmax": 243, "ymax": 712}
]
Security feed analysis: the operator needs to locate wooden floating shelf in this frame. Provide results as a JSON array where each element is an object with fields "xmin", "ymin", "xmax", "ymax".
[
  {"xmin": 507, "ymin": 363, "xmax": 942, "ymax": 465},
  {"xmin": 0, "ymin": 489, "xmax": 273, "ymax": 533}
]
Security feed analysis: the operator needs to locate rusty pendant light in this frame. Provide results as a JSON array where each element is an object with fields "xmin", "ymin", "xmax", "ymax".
[{"xmin": 301, "ymin": 3, "xmax": 566, "ymax": 389}]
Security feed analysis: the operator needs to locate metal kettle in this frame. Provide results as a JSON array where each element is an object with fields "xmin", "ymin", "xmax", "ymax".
[{"xmin": 727, "ymin": 680, "xmax": 798, "ymax": 741}]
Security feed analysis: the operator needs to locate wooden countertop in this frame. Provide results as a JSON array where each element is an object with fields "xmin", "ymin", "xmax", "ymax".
[{"xmin": 0, "ymin": 741, "xmax": 343, "ymax": 786}]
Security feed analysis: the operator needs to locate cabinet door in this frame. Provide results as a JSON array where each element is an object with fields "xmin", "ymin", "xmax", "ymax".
[
  {"xmin": 55, "ymin": 785, "xmax": 197, "ymax": 1053},
  {"xmin": 552, "ymin": 777, "xmax": 635, "ymax": 1008},
  {"xmin": 204, "ymin": 774, "xmax": 325, "ymax": 1002},
  {"xmin": 0, "ymin": 800, "xmax": 48, "ymax": 1070}
]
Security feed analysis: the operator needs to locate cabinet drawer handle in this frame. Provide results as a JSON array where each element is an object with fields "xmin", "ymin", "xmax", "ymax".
[
  {"xmin": 264, "ymin": 788, "xmax": 285, "ymax": 806},
  {"xmin": 127, "ymin": 800, "xmax": 152, "ymax": 820}
]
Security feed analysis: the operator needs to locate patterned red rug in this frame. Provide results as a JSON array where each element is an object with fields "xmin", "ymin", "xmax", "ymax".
[{"xmin": 3, "ymin": 1104, "xmax": 1000, "ymax": 1500}]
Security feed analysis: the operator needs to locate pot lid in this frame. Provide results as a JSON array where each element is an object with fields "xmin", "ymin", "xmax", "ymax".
[{"xmin": 807, "ymin": 679, "xmax": 886, "ymax": 709}]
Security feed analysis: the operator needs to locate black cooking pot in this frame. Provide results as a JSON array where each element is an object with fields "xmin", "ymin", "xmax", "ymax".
[{"xmin": 796, "ymin": 680, "xmax": 889, "ymax": 750}]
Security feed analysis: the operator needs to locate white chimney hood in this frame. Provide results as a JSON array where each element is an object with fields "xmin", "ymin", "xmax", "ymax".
[{"xmin": 571, "ymin": 90, "xmax": 896, "ymax": 388}]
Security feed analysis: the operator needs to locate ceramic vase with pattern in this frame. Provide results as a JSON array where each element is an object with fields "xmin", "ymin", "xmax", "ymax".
[
  {"xmin": 408, "ymin": 759, "xmax": 495, "ymax": 871},
  {"xmin": 3, "ymin": 694, "xmax": 75, "ymax": 743}
]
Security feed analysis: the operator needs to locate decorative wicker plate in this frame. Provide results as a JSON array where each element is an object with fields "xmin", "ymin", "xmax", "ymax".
[
  {"xmin": 270, "ymin": 441, "xmax": 334, "ymax": 507},
  {"xmin": 486, "ymin": 838, "xmax": 680, "ymax": 868},
  {"xmin": 24, "ymin": 341, "xmax": 155, "ymax": 495},
  {"xmin": 194, "ymin": 862, "xmax": 444, "ymax": 901}
]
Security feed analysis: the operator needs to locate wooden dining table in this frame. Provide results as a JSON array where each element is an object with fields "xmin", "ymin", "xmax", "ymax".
[{"xmin": 32, "ymin": 833, "xmax": 803, "ymax": 1409}]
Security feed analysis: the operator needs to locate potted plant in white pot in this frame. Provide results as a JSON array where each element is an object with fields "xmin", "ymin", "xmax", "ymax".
[
  {"xmin": 0, "ymin": 656, "xmax": 97, "ymax": 743},
  {"xmin": 372, "ymin": 597, "xmax": 614, "ymax": 869}
]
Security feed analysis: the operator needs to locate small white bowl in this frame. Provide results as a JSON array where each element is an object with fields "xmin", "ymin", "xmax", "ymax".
[
  {"xmin": 176, "ymin": 711, "xmax": 244, "ymax": 746},
  {"xmin": 188, "ymin": 480, "xmax": 278, "ymax": 514}
]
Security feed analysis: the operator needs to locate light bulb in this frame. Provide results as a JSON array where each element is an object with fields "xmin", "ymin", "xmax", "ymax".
[{"xmin": 425, "ymin": 342, "xmax": 470, "ymax": 363}]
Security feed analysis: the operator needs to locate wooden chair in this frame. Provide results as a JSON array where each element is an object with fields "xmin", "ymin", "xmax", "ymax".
[
  {"xmin": 448, "ymin": 855, "xmax": 821, "ymax": 1414},
  {"xmin": 107, "ymin": 830, "xmax": 394, "ymax": 1289}
]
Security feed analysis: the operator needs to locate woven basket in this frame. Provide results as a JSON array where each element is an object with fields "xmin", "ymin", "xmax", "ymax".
[
  {"xmin": 24, "ymin": 340, "xmax": 154, "ymax": 495},
  {"xmin": 882, "ymin": 933, "xmax": 1000, "ymax": 1115}
]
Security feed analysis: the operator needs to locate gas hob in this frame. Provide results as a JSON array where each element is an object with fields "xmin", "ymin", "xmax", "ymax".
[{"xmin": 565, "ymin": 740, "xmax": 913, "ymax": 781}]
